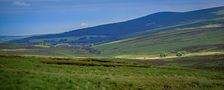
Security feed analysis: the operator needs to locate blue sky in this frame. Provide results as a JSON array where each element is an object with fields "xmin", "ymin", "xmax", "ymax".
[{"xmin": 0, "ymin": 0, "xmax": 224, "ymax": 36}]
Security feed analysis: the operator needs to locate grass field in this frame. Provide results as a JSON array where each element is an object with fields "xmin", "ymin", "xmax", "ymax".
[{"xmin": 0, "ymin": 54, "xmax": 223, "ymax": 90}]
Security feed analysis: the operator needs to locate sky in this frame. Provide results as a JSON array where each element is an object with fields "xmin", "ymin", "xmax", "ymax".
[{"xmin": 0, "ymin": 0, "xmax": 224, "ymax": 36}]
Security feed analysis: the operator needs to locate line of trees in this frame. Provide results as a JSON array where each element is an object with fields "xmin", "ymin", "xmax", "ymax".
[{"xmin": 160, "ymin": 51, "xmax": 186, "ymax": 58}]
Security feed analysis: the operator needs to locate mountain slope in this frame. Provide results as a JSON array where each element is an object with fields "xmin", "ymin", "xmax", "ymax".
[
  {"xmin": 94, "ymin": 17, "xmax": 224, "ymax": 55},
  {"xmin": 11, "ymin": 6, "xmax": 224, "ymax": 45}
]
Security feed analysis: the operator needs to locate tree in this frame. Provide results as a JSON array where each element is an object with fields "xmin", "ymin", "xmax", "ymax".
[
  {"xmin": 176, "ymin": 52, "xmax": 183, "ymax": 57},
  {"xmin": 176, "ymin": 51, "xmax": 186, "ymax": 57},
  {"xmin": 160, "ymin": 52, "xmax": 168, "ymax": 58}
]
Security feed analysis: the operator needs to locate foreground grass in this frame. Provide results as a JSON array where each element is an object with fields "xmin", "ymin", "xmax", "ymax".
[{"xmin": 0, "ymin": 55, "xmax": 224, "ymax": 90}]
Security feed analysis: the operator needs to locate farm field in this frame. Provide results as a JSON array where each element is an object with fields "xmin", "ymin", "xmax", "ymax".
[{"xmin": 0, "ymin": 54, "xmax": 223, "ymax": 90}]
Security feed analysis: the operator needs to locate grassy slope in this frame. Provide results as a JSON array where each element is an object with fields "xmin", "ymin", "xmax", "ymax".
[
  {"xmin": 95, "ymin": 18, "xmax": 224, "ymax": 56},
  {"xmin": 0, "ymin": 55, "xmax": 223, "ymax": 90}
]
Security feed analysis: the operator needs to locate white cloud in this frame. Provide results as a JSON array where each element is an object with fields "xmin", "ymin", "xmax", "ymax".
[
  {"xmin": 80, "ymin": 22, "xmax": 88, "ymax": 26},
  {"xmin": 13, "ymin": 1, "xmax": 30, "ymax": 6}
]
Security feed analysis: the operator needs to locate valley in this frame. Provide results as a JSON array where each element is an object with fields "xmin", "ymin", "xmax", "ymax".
[{"xmin": 0, "ymin": 6, "xmax": 224, "ymax": 90}]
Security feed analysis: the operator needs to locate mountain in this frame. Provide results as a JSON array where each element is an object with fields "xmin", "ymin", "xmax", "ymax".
[
  {"xmin": 94, "ymin": 17, "xmax": 224, "ymax": 55},
  {"xmin": 10, "ymin": 6, "xmax": 224, "ymax": 45}
]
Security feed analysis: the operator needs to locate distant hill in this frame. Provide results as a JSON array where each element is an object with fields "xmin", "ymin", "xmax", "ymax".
[
  {"xmin": 10, "ymin": 6, "xmax": 224, "ymax": 45},
  {"xmin": 0, "ymin": 36, "xmax": 27, "ymax": 43},
  {"xmin": 94, "ymin": 17, "xmax": 224, "ymax": 55}
]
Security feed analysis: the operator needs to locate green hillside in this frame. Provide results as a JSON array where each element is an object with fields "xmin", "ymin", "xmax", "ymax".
[{"xmin": 95, "ymin": 18, "xmax": 224, "ymax": 55}]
